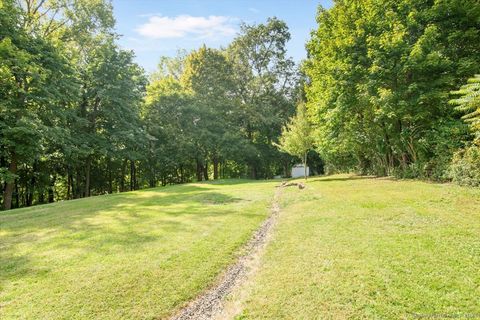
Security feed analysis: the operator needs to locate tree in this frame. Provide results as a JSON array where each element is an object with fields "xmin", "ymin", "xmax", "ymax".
[
  {"xmin": 1, "ymin": 9, "xmax": 303, "ymax": 209},
  {"xmin": 450, "ymin": 74, "xmax": 480, "ymax": 141},
  {"xmin": 144, "ymin": 74, "xmax": 198, "ymax": 184},
  {"xmin": 181, "ymin": 46, "xmax": 237, "ymax": 179},
  {"xmin": 71, "ymin": 36, "xmax": 146, "ymax": 196},
  {"xmin": 304, "ymin": 0, "xmax": 480, "ymax": 178},
  {"xmin": 1, "ymin": 0, "xmax": 147, "ymax": 209},
  {"xmin": 0, "ymin": 0, "xmax": 79, "ymax": 209},
  {"xmin": 227, "ymin": 17, "xmax": 298, "ymax": 179},
  {"xmin": 275, "ymin": 104, "xmax": 314, "ymax": 180}
]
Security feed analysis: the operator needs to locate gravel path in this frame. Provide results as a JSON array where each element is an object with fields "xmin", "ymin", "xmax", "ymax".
[{"xmin": 170, "ymin": 187, "xmax": 282, "ymax": 320}]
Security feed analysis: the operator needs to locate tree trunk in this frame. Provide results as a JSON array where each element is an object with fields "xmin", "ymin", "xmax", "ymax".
[
  {"xmin": 203, "ymin": 161, "xmax": 209, "ymax": 181},
  {"xmin": 67, "ymin": 168, "xmax": 73, "ymax": 200},
  {"xmin": 39, "ymin": 193, "xmax": 45, "ymax": 204},
  {"xmin": 2, "ymin": 151, "xmax": 17, "ymax": 210},
  {"xmin": 26, "ymin": 162, "xmax": 36, "ymax": 206},
  {"xmin": 120, "ymin": 158, "xmax": 127, "ymax": 192},
  {"xmin": 304, "ymin": 152, "xmax": 308, "ymax": 181},
  {"xmin": 196, "ymin": 159, "xmax": 203, "ymax": 181},
  {"xmin": 250, "ymin": 165, "xmax": 257, "ymax": 180},
  {"xmin": 75, "ymin": 169, "xmax": 81, "ymax": 199},
  {"xmin": 14, "ymin": 180, "xmax": 19, "ymax": 209},
  {"xmin": 107, "ymin": 159, "xmax": 113, "ymax": 194},
  {"xmin": 180, "ymin": 164, "xmax": 184, "ymax": 184},
  {"xmin": 149, "ymin": 162, "xmax": 156, "ymax": 187},
  {"xmin": 85, "ymin": 157, "xmax": 91, "ymax": 197},
  {"xmin": 48, "ymin": 175, "xmax": 56, "ymax": 203},
  {"xmin": 213, "ymin": 158, "xmax": 219, "ymax": 180},
  {"xmin": 130, "ymin": 160, "xmax": 134, "ymax": 191},
  {"xmin": 149, "ymin": 176, "xmax": 155, "ymax": 188}
]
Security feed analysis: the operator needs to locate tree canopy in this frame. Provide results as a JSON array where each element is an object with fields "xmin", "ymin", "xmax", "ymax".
[{"xmin": 304, "ymin": 0, "xmax": 480, "ymax": 179}]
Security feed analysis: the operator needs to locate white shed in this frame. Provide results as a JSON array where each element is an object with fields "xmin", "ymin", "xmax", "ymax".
[{"xmin": 291, "ymin": 164, "xmax": 309, "ymax": 178}]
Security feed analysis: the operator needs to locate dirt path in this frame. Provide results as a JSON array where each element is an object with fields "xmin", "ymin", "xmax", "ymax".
[{"xmin": 170, "ymin": 187, "xmax": 282, "ymax": 320}]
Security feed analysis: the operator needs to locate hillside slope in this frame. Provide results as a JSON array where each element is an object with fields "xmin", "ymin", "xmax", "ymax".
[
  {"xmin": 3, "ymin": 176, "xmax": 480, "ymax": 319},
  {"xmin": 0, "ymin": 180, "xmax": 276, "ymax": 319}
]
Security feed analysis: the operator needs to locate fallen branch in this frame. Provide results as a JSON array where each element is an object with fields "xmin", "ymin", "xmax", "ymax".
[{"xmin": 277, "ymin": 181, "xmax": 305, "ymax": 189}]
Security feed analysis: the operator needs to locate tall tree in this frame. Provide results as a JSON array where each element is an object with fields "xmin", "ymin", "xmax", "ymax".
[
  {"xmin": 228, "ymin": 17, "xmax": 298, "ymax": 178},
  {"xmin": 181, "ymin": 46, "xmax": 237, "ymax": 179},
  {"xmin": 1, "ymin": 0, "xmax": 79, "ymax": 209},
  {"xmin": 1, "ymin": 0, "xmax": 147, "ymax": 209}
]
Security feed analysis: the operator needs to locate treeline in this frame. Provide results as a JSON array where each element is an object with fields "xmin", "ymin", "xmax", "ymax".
[
  {"xmin": 304, "ymin": 0, "xmax": 480, "ymax": 184},
  {"xmin": 0, "ymin": 0, "xmax": 301, "ymax": 210},
  {"xmin": 1, "ymin": 0, "xmax": 148, "ymax": 210},
  {"xmin": 143, "ymin": 18, "xmax": 303, "ymax": 186}
]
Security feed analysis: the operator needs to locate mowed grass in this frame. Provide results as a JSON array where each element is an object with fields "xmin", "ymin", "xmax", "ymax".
[
  {"xmin": 239, "ymin": 175, "xmax": 480, "ymax": 319},
  {"xmin": 0, "ymin": 179, "xmax": 276, "ymax": 319}
]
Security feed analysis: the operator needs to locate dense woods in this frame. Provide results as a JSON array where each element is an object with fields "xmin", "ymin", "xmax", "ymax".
[
  {"xmin": 1, "ymin": 0, "xmax": 480, "ymax": 210},
  {"xmin": 304, "ymin": 0, "xmax": 480, "ymax": 182}
]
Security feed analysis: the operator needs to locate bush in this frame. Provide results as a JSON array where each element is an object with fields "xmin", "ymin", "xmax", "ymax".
[{"xmin": 449, "ymin": 145, "xmax": 480, "ymax": 187}]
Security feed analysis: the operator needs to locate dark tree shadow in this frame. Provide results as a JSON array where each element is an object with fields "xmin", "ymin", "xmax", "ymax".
[
  {"xmin": 310, "ymin": 175, "xmax": 378, "ymax": 183},
  {"xmin": 0, "ymin": 183, "xmax": 258, "ymax": 286}
]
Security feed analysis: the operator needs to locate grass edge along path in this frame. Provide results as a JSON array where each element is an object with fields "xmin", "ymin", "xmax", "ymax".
[{"xmin": 172, "ymin": 186, "xmax": 282, "ymax": 320}]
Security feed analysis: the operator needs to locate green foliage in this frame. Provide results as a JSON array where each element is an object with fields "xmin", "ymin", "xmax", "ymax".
[
  {"xmin": 226, "ymin": 17, "xmax": 299, "ymax": 178},
  {"xmin": 449, "ymin": 145, "xmax": 480, "ymax": 187},
  {"xmin": 0, "ymin": 0, "xmax": 145, "ymax": 209},
  {"xmin": 450, "ymin": 74, "xmax": 480, "ymax": 140},
  {"xmin": 448, "ymin": 75, "xmax": 480, "ymax": 186},
  {"xmin": 0, "ymin": 0, "xmax": 81, "ymax": 208},
  {"xmin": 275, "ymin": 103, "xmax": 314, "ymax": 178},
  {"xmin": 1, "ymin": 6, "xmax": 302, "ymax": 210},
  {"xmin": 304, "ymin": 0, "xmax": 480, "ymax": 179},
  {"xmin": 142, "ymin": 18, "xmax": 300, "ymax": 184}
]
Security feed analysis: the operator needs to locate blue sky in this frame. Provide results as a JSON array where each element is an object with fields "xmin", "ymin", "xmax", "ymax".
[{"xmin": 113, "ymin": 0, "xmax": 333, "ymax": 73}]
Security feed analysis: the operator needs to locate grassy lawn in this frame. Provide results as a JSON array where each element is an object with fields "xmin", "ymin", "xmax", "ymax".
[
  {"xmin": 2, "ymin": 175, "xmax": 480, "ymax": 319},
  {"xmin": 239, "ymin": 175, "xmax": 480, "ymax": 319},
  {"xmin": 0, "ymin": 180, "xmax": 276, "ymax": 319}
]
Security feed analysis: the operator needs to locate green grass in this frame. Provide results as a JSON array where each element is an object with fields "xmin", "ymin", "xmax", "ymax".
[
  {"xmin": 3, "ymin": 175, "xmax": 480, "ymax": 319},
  {"xmin": 0, "ymin": 179, "xmax": 276, "ymax": 319},
  {"xmin": 238, "ymin": 175, "xmax": 480, "ymax": 319}
]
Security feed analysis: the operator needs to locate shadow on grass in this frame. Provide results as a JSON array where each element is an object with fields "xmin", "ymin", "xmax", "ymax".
[
  {"xmin": 0, "ymin": 253, "xmax": 35, "ymax": 285},
  {"xmin": 311, "ymin": 175, "xmax": 378, "ymax": 183},
  {"xmin": 203, "ymin": 178, "xmax": 273, "ymax": 186},
  {"xmin": 0, "ymin": 185, "xmax": 258, "ymax": 286},
  {"xmin": 137, "ymin": 179, "xmax": 261, "ymax": 194},
  {"xmin": 1, "ymin": 188, "xmax": 244, "ymax": 230}
]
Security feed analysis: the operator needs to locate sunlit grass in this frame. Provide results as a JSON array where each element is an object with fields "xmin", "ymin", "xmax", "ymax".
[
  {"xmin": 0, "ymin": 179, "xmax": 276, "ymax": 319},
  {"xmin": 3, "ymin": 175, "xmax": 479, "ymax": 319},
  {"xmin": 239, "ymin": 175, "xmax": 480, "ymax": 319}
]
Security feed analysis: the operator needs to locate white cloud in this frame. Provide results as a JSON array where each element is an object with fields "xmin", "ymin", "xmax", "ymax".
[
  {"xmin": 248, "ymin": 7, "xmax": 259, "ymax": 14},
  {"xmin": 136, "ymin": 15, "xmax": 237, "ymax": 39}
]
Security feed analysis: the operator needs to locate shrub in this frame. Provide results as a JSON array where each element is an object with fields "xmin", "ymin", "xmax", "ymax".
[{"xmin": 449, "ymin": 145, "xmax": 480, "ymax": 187}]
